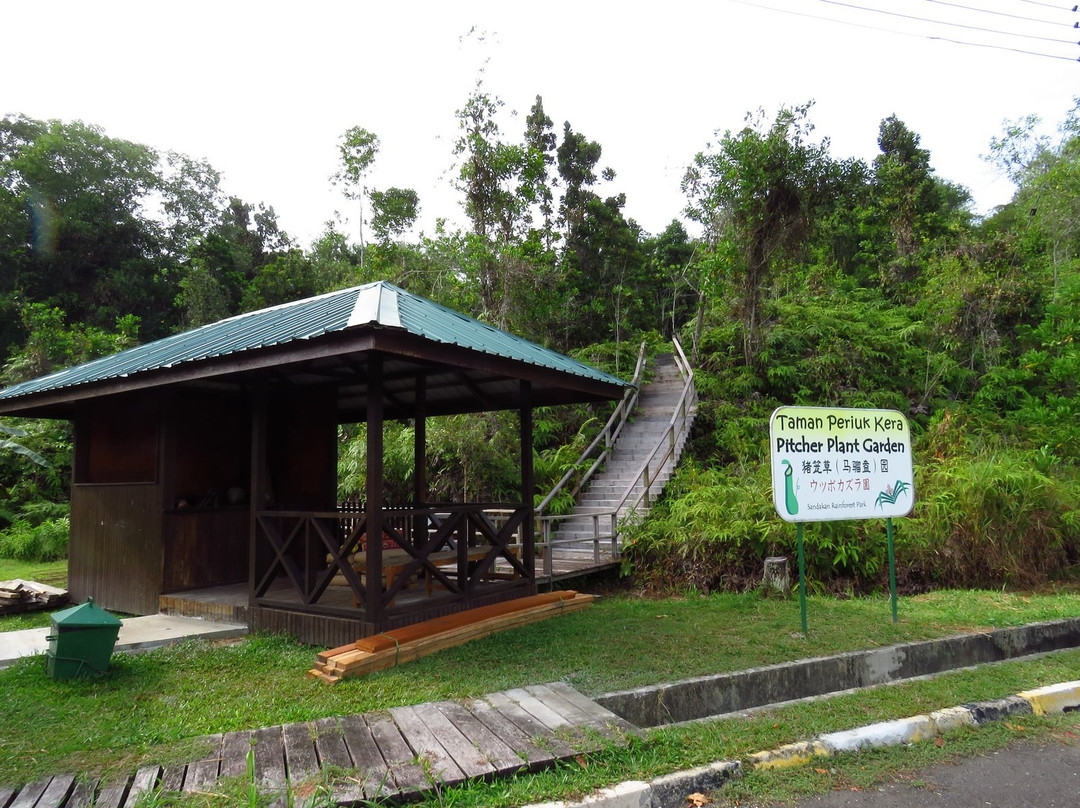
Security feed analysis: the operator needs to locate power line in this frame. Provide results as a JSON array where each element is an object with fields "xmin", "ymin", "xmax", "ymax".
[
  {"xmin": 817, "ymin": 0, "xmax": 1078, "ymax": 44},
  {"xmin": 1017, "ymin": 0, "xmax": 1078, "ymax": 10},
  {"xmin": 924, "ymin": 0, "xmax": 1073, "ymax": 26},
  {"xmin": 720, "ymin": 0, "xmax": 1078, "ymax": 62}
]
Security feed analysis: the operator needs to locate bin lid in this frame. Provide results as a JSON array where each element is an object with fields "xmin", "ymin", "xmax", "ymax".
[{"xmin": 51, "ymin": 597, "xmax": 122, "ymax": 628}]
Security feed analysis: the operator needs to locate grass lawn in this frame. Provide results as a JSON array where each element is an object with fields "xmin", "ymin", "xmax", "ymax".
[{"xmin": 2, "ymin": 581, "xmax": 1080, "ymax": 800}]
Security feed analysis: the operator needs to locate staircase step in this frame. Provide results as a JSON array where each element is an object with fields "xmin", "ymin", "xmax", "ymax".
[{"xmin": 543, "ymin": 352, "xmax": 696, "ymax": 552}]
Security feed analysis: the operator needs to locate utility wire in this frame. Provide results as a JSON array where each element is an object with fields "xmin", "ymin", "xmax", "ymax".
[
  {"xmin": 817, "ymin": 0, "xmax": 1079, "ymax": 44},
  {"xmin": 1017, "ymin": 0, "xmax": 1078, "ymax": 10},
  {"xmin": 721, "ymin": 0, "xmax": 1078, "ymax": 62},
  {"xmin": 924, "ymin": 0, "xmax": 1073, "ymax": 26}
]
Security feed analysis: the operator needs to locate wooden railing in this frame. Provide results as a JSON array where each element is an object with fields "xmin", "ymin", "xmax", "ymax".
[{"xmin": 252, "ymin": 503, "xmax": 530, "ymax": 624}]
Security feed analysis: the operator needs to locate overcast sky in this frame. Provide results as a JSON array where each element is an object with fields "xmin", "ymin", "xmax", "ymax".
[{"xmin": 4, "ymin": 0, "xmax": 1077, "ymax": 247}]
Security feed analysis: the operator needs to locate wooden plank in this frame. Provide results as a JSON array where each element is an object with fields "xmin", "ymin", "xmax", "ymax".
[
  {"xmin": 316, "ymin": 641, "xmax": 359, "ymax": 664},
  {"xmin": 7, "ymin": 778, "xmax": 49, "ymax": 808},
  {"xmin": 0, "ymin": 788, "xmax": 15, "ymax": 808},
  {"xmin": 484, "ymin": 692, "xmax": 576, "ymax": 758},
  {"xmin": 312, "ymin": 717, "xmax": 352, "ymax": 768},
  {"xmin": 30, "ymin": 774, "xmax": 75, "ymax": 808},
  {"xmin": 320, "ymin": 595, "xmax": 593, "ymax": 680},
  {"xmin": 502, "ymin": 688, "xmax": 575, "ymax": 732},
  {"xmin": 312, "ymin": 717, "xmax": 363, "ymax": 806},
  {"xmin": 388, "ymin": 705, "xmax": 467, "ymax": 786},
  {"xmin": 544, "ymin": 681, "xmax": 641, "ymax": 736},
  {"xmin": 159, "ymin": 766, "xmax": 186, "ymax": 794},
  {"xmin": 64, "ymin": 778, "xmax": 97, "ymax": 808},
  {"xmin": 364, "ymin": 710, "xmax": 429, "ymax": 796},
  {"xmin": 252, "ymin": 726, "xmax": 288, "ymax": 791},
  {"xmin": 465, "ymin": 697, "xmax": 558, "ymax": 770},
  {"xmin": 183, "ymin": 734, "xmax": 223, "ymax": 792},
  {"xmin": 219, "ymin": 729, "xmax": 254, "ymax": 779},
  {"xmin": 121, "ymin": 766, "xmax": 159, "ymax": 808},
  {"xmin": 91, "ymin": 781, "xmax": 129, "ymax": 808},
  {"xmin": 281, "ymin": 722, "xmax": 320, "ymax": 785},
  {"xmin": 434, "ymin": 700, "xmax": 527, "ymax": 774},
  {"xmin": 411, "ymin": 702, "xmax": 494, "ymax": 780},
  {"xmin": 339, "ymin": 714, "xmax": 392, "ymax": 800},
  {"xmin": 525, "ymin": 684, "xmax": 620, "ymax": 740}
]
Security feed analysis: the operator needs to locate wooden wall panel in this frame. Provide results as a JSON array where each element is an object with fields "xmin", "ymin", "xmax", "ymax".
[
  {"xmin": 78, "ymin": 401, "xmax": 159, "ymax": 484},
  {"xmin": 162, "ymin": 509, "xmax": 249, "ymax": 592},
  {"xmin": 70, "ymin": 483, "xmax": 163, "ymax": 615},
  {"xmin": 173, "ymin": 394, "xmax": 249, "ymax": 509}
]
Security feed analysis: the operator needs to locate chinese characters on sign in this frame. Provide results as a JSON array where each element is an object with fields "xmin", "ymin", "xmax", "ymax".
[{"xmin": 769, "ymin": 406, "xmax": 914, "ymax": 523}]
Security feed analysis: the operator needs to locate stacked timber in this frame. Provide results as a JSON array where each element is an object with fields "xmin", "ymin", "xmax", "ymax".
[
  {"xmin": 0, "ymin": 579, "xmax": 69, "ymax": 615},
  {"xmin": 309, "ymin": 590, "xmax": 594, "ymax": 684}
]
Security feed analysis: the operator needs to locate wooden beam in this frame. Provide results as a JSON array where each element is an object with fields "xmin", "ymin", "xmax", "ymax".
[
  {"xmin": 520, "ymin": 380, "xmax": 535, "ymax": 591},
  {"xmin": 413, "ymin": 374, "xmax": 427, "ymax": 548},
  {"xmin": 365, "ymin": 354, "xmax": 385, "ymax": 627},
  {"xmin": 249, "ymin": 387, "xmax": 268, "ymax": 607}
]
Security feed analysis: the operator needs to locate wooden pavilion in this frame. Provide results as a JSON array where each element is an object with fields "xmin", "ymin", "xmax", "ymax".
[{"xmin": 0, "ymin": 282, "xmax": 630, "ymax": 645}]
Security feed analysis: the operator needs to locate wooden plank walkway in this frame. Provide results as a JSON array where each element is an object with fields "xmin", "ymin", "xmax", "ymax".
[{"xmin": 0, "ymin": 683, "xmax": 638, "ymax": 807}]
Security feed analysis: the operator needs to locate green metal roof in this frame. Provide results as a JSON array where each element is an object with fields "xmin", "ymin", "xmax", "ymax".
[{"xmin": 0, "ymin": 282, "xmax": 630, "ymax": 406}]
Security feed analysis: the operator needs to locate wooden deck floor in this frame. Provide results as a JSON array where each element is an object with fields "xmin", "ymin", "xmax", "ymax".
[{"xmin": 0, "ymin": 683, "xmax": 639, "ymax": 808}]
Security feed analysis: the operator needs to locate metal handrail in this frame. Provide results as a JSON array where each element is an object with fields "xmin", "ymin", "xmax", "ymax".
[
  {"xmin": 612, "ymin": 336, "xmax": 697, "ymax": 519},
  {"xmin": 535, "ymin": 341, "xmax": 648, "ymax": 515},
  {"xmin": 535, "ymin": 337, "xmax": 696, "ymax": 580}
]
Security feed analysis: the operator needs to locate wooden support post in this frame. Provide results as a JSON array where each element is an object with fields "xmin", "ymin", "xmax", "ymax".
[
  {"xmin": 520, "ymin": 380, "xmax": 536, "ymax": 595},
  {"xmin": 366, "ymin": 355, "xmax": 385, "ymax": 626},
  {"xmin": 249, "ymin": 386, "xmax": 268, "ymax": 607},
  {"xmin": 413, "ymin": 374, "xmax": 427, "ymax": 549}
]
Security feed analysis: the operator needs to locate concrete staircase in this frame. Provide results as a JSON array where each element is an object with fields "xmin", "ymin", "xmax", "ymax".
[{"xmin": 548, "ymin": 352, "xmax": 695, "ymax": 556}]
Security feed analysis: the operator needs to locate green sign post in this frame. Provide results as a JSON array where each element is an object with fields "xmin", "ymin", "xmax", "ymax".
[{"xmin": 769, "ymin": 406, "xmax": 915, "ymax": 631}]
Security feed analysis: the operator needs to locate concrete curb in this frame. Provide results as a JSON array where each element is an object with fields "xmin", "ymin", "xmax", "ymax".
[{"xmin": 519, "ymin": 681, "xmax": 1080, "ymax": 808}]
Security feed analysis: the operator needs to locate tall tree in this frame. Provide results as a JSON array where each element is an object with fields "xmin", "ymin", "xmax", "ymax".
[
  {"xmin": 0, "ymin": 114, "xmax": 216, "ymax": 352},
  {"xmin": 523, "ymin": 96, "xmax": 558, "ymax": 248},
  {"xmin": 331, "ymin": 126, "xmax": 380, "ymax": 271},
  {"xmin": 556, "ymin": 122, "xmax": 602, "ymax": 236},
  {"xmin": 177, "ymin": 197, "xmax": 293, "ymax": 325},
  {"xmin": 988, "ymin": 101, "xmax": 1080, "ymax": 301},
  {"xmin": 873, "ymin": 115, "xmax": 970, "ymax": 290},
  {"xmin": 683, "ymin": 103, "xmax": 833, "ymax": 365},
  {"xmin": 452, "ymin": 85, "xmax": 530, "ymax": 325},
  {"xmin": 369, "ymin": 187, "xmax": 420, "ymax": 244}
]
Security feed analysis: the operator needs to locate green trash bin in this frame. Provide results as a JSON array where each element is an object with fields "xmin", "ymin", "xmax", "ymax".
[{"xmin": 46, "ymin": 597, "xmax": 122, "ymax": 680}]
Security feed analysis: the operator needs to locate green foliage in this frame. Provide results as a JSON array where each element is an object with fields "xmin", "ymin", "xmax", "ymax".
[
  {"xmin": 0, "ymin": 417, "xmax": 72, "ymax": 532},
  {"xmin": 0, "ymin": 514, "xmax": 69, "ymax": 561},
  {"xmin": 4, "ymin": 96, "xmax": 1080, "ymax": 599},
  {"xmin": 1, "ymin": 303, "xmax": 139, "ymax": 385},
  {"xmin": 683, "ymin": 102, "xmax": 837, "ymax": 364},
  {"xmin": 622, "ymin": 461, "xmax": 887, "ymax": 591},
  {"xmin": 907, "ymin": 449, "xmax": 1080, "ymax": 588}
]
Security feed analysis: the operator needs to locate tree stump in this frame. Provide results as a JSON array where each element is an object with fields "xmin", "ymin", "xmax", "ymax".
[{"xmin": 762, "ymin": 556, "xmax": 790, "ymax": 596}]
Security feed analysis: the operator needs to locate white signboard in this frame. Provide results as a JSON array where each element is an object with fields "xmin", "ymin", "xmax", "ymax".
[{"xmin": 769, "ymin": 406, "xmax": 914, "ymax": 523}]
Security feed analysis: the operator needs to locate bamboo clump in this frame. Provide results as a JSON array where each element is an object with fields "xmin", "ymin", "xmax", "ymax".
[{"xmin": 308, "ymin": 590, "xmax": 593, "ymax": 684}]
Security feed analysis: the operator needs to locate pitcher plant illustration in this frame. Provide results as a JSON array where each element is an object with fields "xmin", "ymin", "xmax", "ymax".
[{"xmin": 782, "ymin": 459, "xmax": 799, "ymax": 516}]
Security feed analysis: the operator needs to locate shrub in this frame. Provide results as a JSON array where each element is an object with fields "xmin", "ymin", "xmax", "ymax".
[
  {"xmin": 621, "ymin": 461, "xmax": 890, "ymax": 593},
  {"xmin": 905, "ymin": 450, "xmax": 1080, "ymax": 588},
  {"xmin": 0, "ymin": 516, "xmax": 70, "ymax": 561}
]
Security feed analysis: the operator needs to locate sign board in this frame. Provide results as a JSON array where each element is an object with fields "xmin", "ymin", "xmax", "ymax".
[{"xmin": 769, "ymin": 406, "xmax": 914, "ymax": 523}]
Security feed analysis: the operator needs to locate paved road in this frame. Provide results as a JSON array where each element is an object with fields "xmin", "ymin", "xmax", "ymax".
[{"xmin": 784, "ymin": 738, "xmax": 1080, "ymax": 807}]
